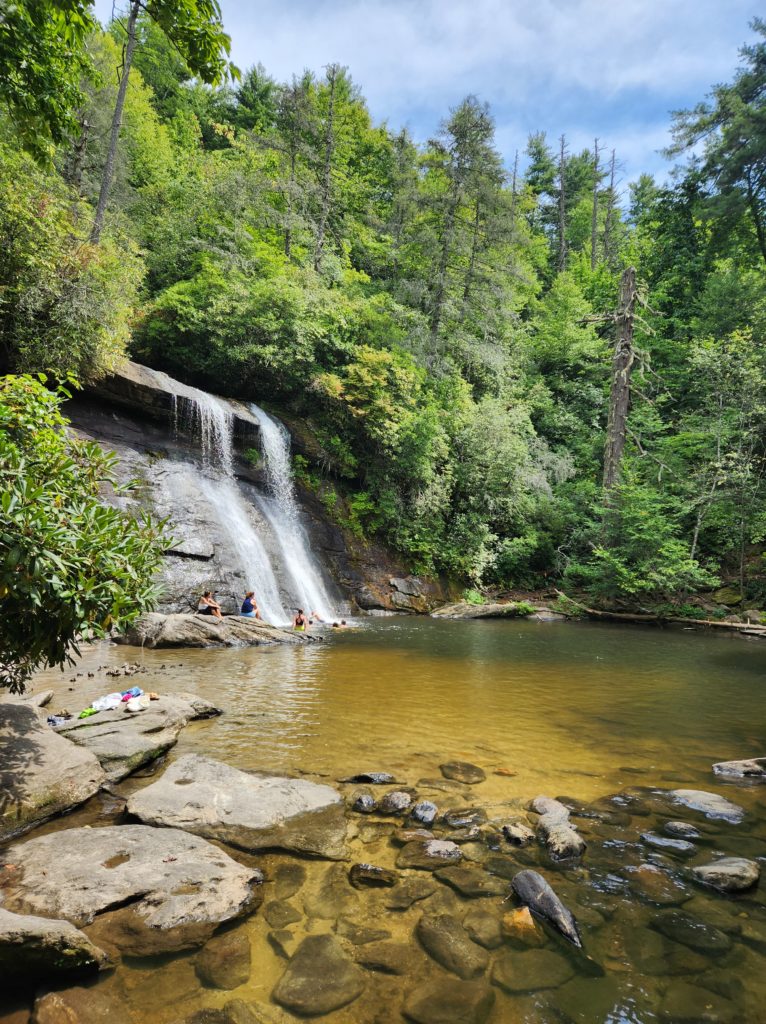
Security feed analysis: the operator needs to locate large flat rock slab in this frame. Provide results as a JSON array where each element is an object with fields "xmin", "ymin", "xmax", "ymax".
[
  {"xmin": 0, "ymin": 907, "xmax": 110, "ymax": 978},
  {"xmin": 117, "ymin": 612, "xmax": 313, "ymax": 649},
  {"xmin": 1, "ymin": 825, "xmax": 263, "ymax": 955},
  {"xmin": 0, "ymin": 704, "xmax": 105, "ymax": 842},
  {"xmin": 127, "ymin": 754, "xmax": 349, "ymax": 859},
  {"xmin": 55, "ymin": 692, "xmax": 221, "ymax": 782}
]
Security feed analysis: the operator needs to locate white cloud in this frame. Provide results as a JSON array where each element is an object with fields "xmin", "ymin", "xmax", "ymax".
[{"xmin": 93, "ymin": 0, "xmax": 756, "ymax": 181}]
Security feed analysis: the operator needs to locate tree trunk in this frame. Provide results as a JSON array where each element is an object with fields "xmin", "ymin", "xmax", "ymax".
[
  {"xmin": 603, "ymin": 266, "xmax": 637, "ymax": 492},
  {"xmin": 745, "ymin": 172, "xmax": 766, "ymax": 267},
  {"xmin": 557, "ymin": 134, "xmax": 567, "ymax": 272},
  {"xmin": 590, "ymin": 138, "xmax": 599, "ymax": 271},
  {"xmin": 313, "ymin": 64, "xmax": 338, "ymax": 272},
  {"xmin": 90, "ymin": 0, "xmax": 140, "ymax": 244},
  {"xmin": 509, "ymin": 149, "xmax": 519, "ymax": 234},
  {"xmin": 602, "ymin": 149, "xmax": 616, "ymax": 266}
]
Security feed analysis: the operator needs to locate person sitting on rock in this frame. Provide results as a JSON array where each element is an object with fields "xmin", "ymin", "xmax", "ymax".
[
  {"xmin": 293, "ymin": 609, "xmax": 308, "ymax": 631},
  {"xmin": 198, "ymin": 591, "xmax": 223, "ymax": 620},
  {"xmin": 240, "ymin": 591, "xmax": 262, "ymax": 620}
]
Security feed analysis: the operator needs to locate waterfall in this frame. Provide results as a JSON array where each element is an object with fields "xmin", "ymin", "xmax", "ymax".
[
  {"xmin": 250, "ymin": 403, "xmax": 339, "ymax": 622},
  {"xmin": 140, "ymin": 367, "xmax": 341, "ymax": 625}
]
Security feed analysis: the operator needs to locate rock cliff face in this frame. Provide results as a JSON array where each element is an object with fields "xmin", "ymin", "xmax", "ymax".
[{"xmin": 67, "ymin": 362, "xmax": 448, "ymax": 615}]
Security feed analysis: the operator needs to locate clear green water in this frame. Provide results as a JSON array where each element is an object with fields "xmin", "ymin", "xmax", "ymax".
[{"xmin": 4, "ymin": 618, "xmax": 766, "ymax": 1023}]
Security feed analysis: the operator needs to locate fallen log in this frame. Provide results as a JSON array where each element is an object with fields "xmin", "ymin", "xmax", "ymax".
[{"xmin": 554, "ymin": 591, "xmax": 766, "ymax": 637}]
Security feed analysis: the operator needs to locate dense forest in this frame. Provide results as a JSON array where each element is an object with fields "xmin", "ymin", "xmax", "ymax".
[{"xmin": 2, "ymin": 3, "xmax": 765, "ymax": 612}]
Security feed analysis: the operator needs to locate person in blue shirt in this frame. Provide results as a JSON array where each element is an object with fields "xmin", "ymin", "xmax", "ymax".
[{"xmin": 240, "ymin": 591, "xmax": 262, "ymax": 619}]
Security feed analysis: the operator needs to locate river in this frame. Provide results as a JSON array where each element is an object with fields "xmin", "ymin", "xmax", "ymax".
[{"xmin": 7, "ymin": 617, "xmax": 766, "ymax": 1023}]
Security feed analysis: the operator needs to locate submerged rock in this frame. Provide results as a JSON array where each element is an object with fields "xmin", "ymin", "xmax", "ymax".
[
  {"xmin": 435, "ymin": 866, "xmax": 507, "ymax": 898},
  {"xmin": 669, "ymin": 789, "xmax": 744, "ymax": 823},
  {"xmin": 463, "ymin": 907, "xmax": 503, "ymax": 950},
  {"xmin": 349, "ymin": 863, "xmax": 397, "ymax": 889},
  {"xmin": 663, "ymin": 821, "xmax": 701, "ymax": 839},
  {"xmin": 195, "ymin": 930, "xmax": 251, "ymax": 989},
  {"xmin": 380, "ymin": 790, "xmax": 413, "ymax": 815},
  {"xmin": 440, "ymin": 762, "xmax": 486, "ymax": 784},
  {"xmin": 658, "ymin": 981, "xmax": 736, "ymax": 1023},
  {"xmin": 385, "ymin": 878, "xmax": 437, "ymax": 910},
  {"xmin": 396, "ymin": 839, "xmax": 462, "ymax": 871},
  {"xmin": 416, "ymin": 913, "xmax": 489, "ymax": 979},
  {"xmin": 1, "ymin": 825, "xmax": 262, "ymax": 954},
  {"xmin": 640, "ymin": 832, "xmax": 696, "ymax": 857},
  {"xmin": 622, "ymin": 864, "xmax": 692, "ymax": 907},
  {"xmin": 402, "ymin": 978, "xmax": 495, "ymax": 1024},
  {"xmin": 491, "ymin": 949, "xmax": 575, "ymax": 993},
  {"xmin": 501, "ymin": 906, "xmax": 546, "ymax": 948},
  {"xmin": 351, "ymin": 789, "xmax": 377, "ymax": 814},
  {"xmin": 442, "ymin": 808, "xmax": 487, "ymax": 829},
  {"xmin": 340, "ymin": 772, "xmax": 396, "ymax": 785},
  {"xmin": 712, "ymin": 757, "xmax": 766, "ymax": 779},
  {"xmin": 650, "ymin": 910, "xmax": 732, "ymax": 955},
  {"xmin": 127, "ymin": 754, "xmax": 348, "ymax": 859},
  {"xmin": 355, "ymin": 940, "xmax": 418, "ymax": 975},
  {"xmin": 272, "ymin": 935, "xmax": 364, "ymax": 1016},
  {"xmin": 55, "ymin": 692, "xmax": 220, "ymax": 783},
  {"xmin": 692, "ymin": 857, "xmax": 761, "ymax": 893},
  {"xmin": 0, "ymin": 907, "xmax": 110, "ymax": 978},
  {"xmin": 411, "ymin": 800, "xmax": 438, "ymax": 826},
  {"xmin": 117, "ymin": 612, "xmax": 310, "ymax": 649},
  {"xmin": 0, "ymin": 703, "xmax": 105, "ymax": 842},
  {"xmin": 32, "ymin": 985, "xmax": 128, "ymax": 1024},
  {"xmin": 502, "ymin": 821, "xmax": 535, "ymax": 846},
  {"xmin": 511, "ymin": 870, "xmax": 583, "ymax": 948}
]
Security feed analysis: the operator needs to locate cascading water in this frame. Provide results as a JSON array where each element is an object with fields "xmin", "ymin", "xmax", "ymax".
[
  {"xmin": 141, "ymin": 367, "xmax": 341, "ymax": 626},
  {"xmin": 250, "ymin": 404, "xmax": 339, "ymax": 622}
]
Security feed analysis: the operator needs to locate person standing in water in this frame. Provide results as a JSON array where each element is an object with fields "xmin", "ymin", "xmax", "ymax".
[
  {"xmin": 293, "ymin": 609, "xmax": 308, "ymax": 631},
  {"xmin": 240, "ymin": 591, "xmax": 262, "ymax": 619}
]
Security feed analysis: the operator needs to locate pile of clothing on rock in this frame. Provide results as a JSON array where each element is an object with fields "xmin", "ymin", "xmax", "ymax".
[{"xmin": 47, "ymin": 687, "xmax": 160, "ymax": 727}]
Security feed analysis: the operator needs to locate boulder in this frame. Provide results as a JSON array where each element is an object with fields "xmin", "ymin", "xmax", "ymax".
[
  {"xmin": 396, "ymin": 839, "xmax": 462, "ymax": 871},
  {"xmin": 339, "ymin": 772, "xmax": 396, "ymax": 785},
  {"xmin": 351, "ymin": 789, "xmax": 377, "ymax": 814},
  {"xmin": 272, "ymin": 935, "xmax": 364, "ymax": 1016},
  {"xmin": 116, "ymin": 612, "xmax": 310, "ymax": 649},
  {"xmin": 195, "ymin": 930, "xmax": 251, "ymax": 989},
  {"xmin": 531, "ymin": 795, "xmax": 586, "ymax": 860},
  {"xmin": 431, "ymin": 601, "xmax": 533, "ymax": 620},
  {"xmin": 55, "ymin": 692, "xmax": 220, "ymax": 782},
  {"xmin": 0, "ymin": 907, "xmax": 110, "ymax": 978},
  {"xmin": 712, "ymin": 757, "xmax": 766, "ymax": 779},
  {"xmin": 669, "ymin": 789, "xmax": 744, "ymax": 823},
  {"xmin": 440, "ymin": 762, "xmax": 486, "ymax": 784},
  {"xmin": 402, "ymin": 978, "xmax": 494, "ymax": 1024},
  {"xmin": 127, "ymin": 754, "xmax": 348, "ymax": 859},
  {"xmin": 442, "ymin": 808, "xmax": 487, "ymax": 828},
  {"xmin": 692, "ymin": 857, "xmax": 761, "ymax": 893},
  {"xmin": 1, "ymin": 825, "xmax": 262, "ymax": 954},
  {"xmin": 511, "ymin": 870, "xmax": 582, "ymax": 948},
  {"xmin": 416, "ymin": 913, "xmax": 489, "ymax": 979},
  {"xmin": 491, "ymin": 949, "xmax": 575, "ymax": 993},
  {"xmin": 0, "ymin": 703, "xmax": 105, "ymax": 841}
]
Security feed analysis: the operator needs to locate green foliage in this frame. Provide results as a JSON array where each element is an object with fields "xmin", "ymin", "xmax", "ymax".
[
  {"xmin": 0, "ymin": 376, "xmax": 166, "ymax": 692},
  {"xmin": 0, "ymin": 143, "xmax": 142, "ymax": 378},
  {"xmin": 463, "ymin": 589, "xmax": 485, "ymax": 605},
  {"xmin": 0, "ymin": 0, "xmax": 95, "ymax": 161}
]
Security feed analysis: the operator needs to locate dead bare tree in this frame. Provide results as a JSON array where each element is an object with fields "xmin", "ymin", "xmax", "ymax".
[
  {"xmin": 557, "ymin": 134, "xmax": 567, "ymax": 271},
  {"xmin": 313, "ymin": 63, "xmax": 339, "ymax": 272},
  {"xmin": 603, "ymin": 265, "xmax": 638, "ymax": 492},
  {"xmin": 590, "ymin": 138, "xmax": 600, "ymax": 270}
]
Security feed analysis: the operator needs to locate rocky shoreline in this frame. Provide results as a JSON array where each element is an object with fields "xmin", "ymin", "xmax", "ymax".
[{"xmin": 0, "ymin": 681, "xmax": 763, "ymax": 1023}]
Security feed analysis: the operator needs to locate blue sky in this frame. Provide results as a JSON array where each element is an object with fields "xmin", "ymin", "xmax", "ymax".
[{"xmin": 94, "ymin": 0, "xmax": 758, "ymax": 187}]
